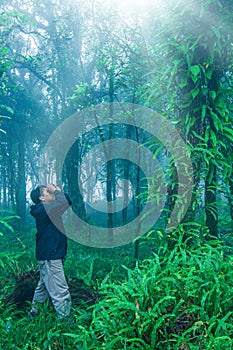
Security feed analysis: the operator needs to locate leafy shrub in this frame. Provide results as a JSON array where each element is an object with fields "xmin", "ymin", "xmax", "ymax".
[{"xmin": 89, "ymin": 235, "xmax": 233, "ymax": 349}]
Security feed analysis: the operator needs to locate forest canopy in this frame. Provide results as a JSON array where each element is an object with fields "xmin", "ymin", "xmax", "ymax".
[{"xmin": 0, "ymin": 0, "xmax": 232, "ymax": 239}]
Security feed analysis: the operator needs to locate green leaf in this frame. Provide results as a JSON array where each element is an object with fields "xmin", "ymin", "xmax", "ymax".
[
  {"xmin": 0, "ymin": 48, "xmax": 9, "ymax": 55},
  {"xmin": 192, "ymin": 130, "xmax": 205, "ymax": 142},
  {"xmin": 210, "ymin": 111, "xmax": 222, "ymax": 131},
  {"xmin": 224, "ymin": 127, "xmax": 233, "ymax": 135},
  {"xmin": 209, "ymin": 90, "xmax": 217, "ymax": 100},
  {"xmin": 206, "ymin": 67, "xmax": 214, "ymax": 79},
  {"xmin": 204, "ymin": 125, "xmax": 210, "ymax": 143},
  {"xmin": 211, "ymin": 25, "xmax": 221, "ymax": 41},
  {"xmin": 181, "ymin": 98, "xmax": 193, "ymax": 108},
  {"xmin": 0, "ymin": 115, "xmax": 11, "ymax": 119},
  {"xmin": 191, "ymin": 87, "xmax": 200, "ymax": 100},
  {"xmin": 190, "ymin": 65, "xmax": 200, "ymax": 77},
  {"xmin": 201, "ymin": 104, "xmax": 207, "ymax": 120},
  {"xmin": 201, "ymin": 87, "xmax": 208, "ymax": 95},
  {"xmin": 178, "ymin": 81, "xmax": 188, "ymax": 89},
  {"xmin": 0, "ymin": 105, "xmax": 14, "ymax": 115},
  {"xmin": 0, "ymin": 215, "xmax": 19, "ymax": 221},
  {"xmin": 223, "ymin": 127, "xmax": 233, "ymax": 142},
  {"xmin": 210, "ymin": 130, "xmax": 217, "ymax": 146},
  {"xmin": 0, "ymin": 221, "xmax": 14, "ymax": 232}
]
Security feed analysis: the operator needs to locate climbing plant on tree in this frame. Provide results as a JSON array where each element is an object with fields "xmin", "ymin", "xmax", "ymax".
[{"xmin": 143, "ymin": 0, "xmax": 233, "ymax": 238}]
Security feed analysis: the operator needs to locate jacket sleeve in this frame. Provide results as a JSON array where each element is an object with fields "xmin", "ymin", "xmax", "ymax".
[
  {"xmin": 64, "ymin": 192, "xmax": 72, "ymax": 206},
  {"xmin": 45, "ymin": 191, "xmax": 72, "ymax": 216}
]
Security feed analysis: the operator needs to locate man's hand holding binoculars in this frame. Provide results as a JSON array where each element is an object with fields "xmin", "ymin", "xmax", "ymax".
[{"xmin": 47, "ymin": 183, "xmax": 61, "ymax": 193}]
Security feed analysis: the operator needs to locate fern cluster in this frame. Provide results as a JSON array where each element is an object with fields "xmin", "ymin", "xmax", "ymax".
[{"xmin": 88, "ymin": 239, "xmax": 233, "ymax": 349}]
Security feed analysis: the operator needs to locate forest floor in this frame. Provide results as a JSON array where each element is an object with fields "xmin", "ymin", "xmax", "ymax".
[{"xmin": 1, "ymin": 224, "xmax": 233, "ymax": 349}]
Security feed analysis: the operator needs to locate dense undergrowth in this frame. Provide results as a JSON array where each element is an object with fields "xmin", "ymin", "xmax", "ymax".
[{"xmin": 1, "ymin": 222, "xmax": 233, "ymax": 349}]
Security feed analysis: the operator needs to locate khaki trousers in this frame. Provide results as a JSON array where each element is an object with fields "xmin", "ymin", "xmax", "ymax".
[{"xmin": 32, "ymin": 259, "xmax": 71, "ymax": 318}]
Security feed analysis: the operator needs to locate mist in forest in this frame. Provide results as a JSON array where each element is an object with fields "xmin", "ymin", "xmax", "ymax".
[{"xmin": 0, "ymin": 0, "xmax": 233, "ymax": 347}]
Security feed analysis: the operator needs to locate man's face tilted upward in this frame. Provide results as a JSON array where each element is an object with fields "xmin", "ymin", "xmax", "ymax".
[{"xmin": 39, "ymin": 187, "xmax": 56, "ymax": 203}]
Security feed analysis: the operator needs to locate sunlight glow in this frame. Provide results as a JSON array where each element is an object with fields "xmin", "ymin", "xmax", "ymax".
[
  {"xmin": 114, "ymin": 0, "xmax": 165, "ymax": 13},
  {"xmin": 111, "ymin": 0, "xmax": 168, "ymax": 28},
  {"xmin": 116, "ymin": 0, "xmax": 153, "ymax": 8}
]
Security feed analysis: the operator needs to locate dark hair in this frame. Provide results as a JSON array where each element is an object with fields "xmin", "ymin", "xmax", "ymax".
[{"xmin": 30, "ymin": 185, "xmax": 46, "ymax": 204}]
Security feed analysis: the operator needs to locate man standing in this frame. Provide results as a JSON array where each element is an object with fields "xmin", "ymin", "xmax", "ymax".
[{"xmin": 29, "ymin": 183, "xmax": 72, "ymax": 319}]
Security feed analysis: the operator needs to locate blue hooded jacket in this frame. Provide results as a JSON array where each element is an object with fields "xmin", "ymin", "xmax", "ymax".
[{"xmin": 30, "ymin": 191, "xmax": 72, "ymax": 261}]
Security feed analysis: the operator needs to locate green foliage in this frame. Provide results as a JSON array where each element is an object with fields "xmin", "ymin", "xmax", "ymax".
[
  {"xmin": 0, "ymin": 10, "xmax": 18, "ymax": 134},
  {"xmin": 0, "ymin": 301, "xmax": 97, "ymax": 350},
  {"xmin": 88, "ymin": 234, "xmax": 233, "ymax": 349},
  {"xmin": 0, "ymin": 213, "xmax": 20, "ymax": 269},
  {"xmin": 0, "ymin": 215, "xmax": 16, "ymax": 235},
  {"xmin": 142, "ymin": 0, "xmax": 233, "ymax": 234}
]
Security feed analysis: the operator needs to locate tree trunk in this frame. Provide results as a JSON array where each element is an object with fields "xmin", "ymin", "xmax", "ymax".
[
  {"xmin": 107, "ymin": 69, "xmax": 114, "ymax": 244},
  {"xmin": 122, "ymin": 125, "xmax": 132, "ymax": 225},
  {"xmin": 16, "ymin": 139, "xmax": 26, "ymax": 224},
  {"xmin": 1, "ymin": 159, "xmax": 7, "ymax": 209},
  {"xmin": 64, "ymin": 141, "xmax": 87, "ymax": 221}
]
